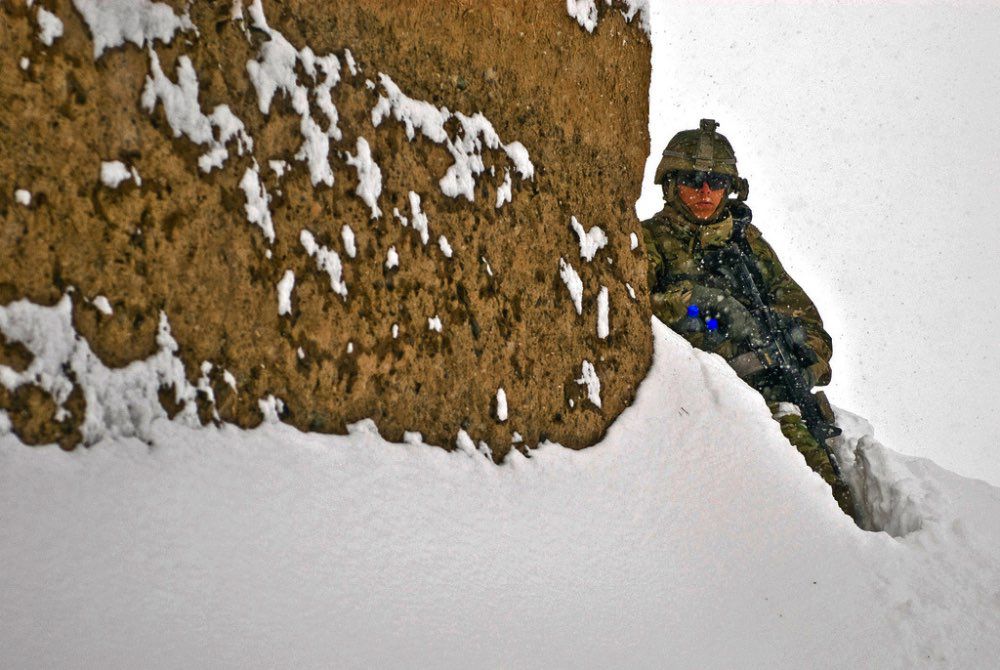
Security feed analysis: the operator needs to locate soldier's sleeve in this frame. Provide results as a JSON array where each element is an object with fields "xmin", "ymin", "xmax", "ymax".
[
  {"xmin": 745, "ymin": 225, "xmax": 834, "ymax": 386},
  {"xmin": 642, "ymin": 222, "xmax": 695, "ymax": 329}
]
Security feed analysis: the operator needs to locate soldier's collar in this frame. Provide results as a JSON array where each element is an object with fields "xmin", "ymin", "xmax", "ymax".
[
  {"xmin": 657, "ymin": 202, "xmax": 734, "ymax": 249},
  {"xmin": 697, "ymin": 214, "xmax": 734, "ymax": 250}
]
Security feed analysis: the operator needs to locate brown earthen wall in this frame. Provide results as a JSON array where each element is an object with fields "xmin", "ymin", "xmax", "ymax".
[{"xmin": 0, "ymin": 0, "xmax": 653, "ymax": 457}]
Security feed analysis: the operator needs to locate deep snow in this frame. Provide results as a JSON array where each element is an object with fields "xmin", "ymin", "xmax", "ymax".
[{"xmin": 2, "ymin": 318, "xmax": 998, "ymax": 669}]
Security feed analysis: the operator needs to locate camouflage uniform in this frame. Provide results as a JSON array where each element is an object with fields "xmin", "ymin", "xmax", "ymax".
[
  {"xmin": 644, "ymin": 120, "xmax": 854, "ymax": 517},
  {"xmin": 642, "ymin": 200, "xmax": 832, "ymax": 390}
]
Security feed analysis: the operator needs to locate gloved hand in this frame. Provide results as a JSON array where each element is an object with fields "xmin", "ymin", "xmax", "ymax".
[
  {"xmin": 804, "ymin": 360, "xmax": 831, "ymax": 388},
  {"xmin": 690, "ymin": 285, "xmax": 760, "ymax": 344}
]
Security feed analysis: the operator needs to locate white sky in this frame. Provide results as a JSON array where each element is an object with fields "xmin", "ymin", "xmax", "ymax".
[{"xmin": 637, "ymin": 0, "xmax": 1000, "ymax": 485}]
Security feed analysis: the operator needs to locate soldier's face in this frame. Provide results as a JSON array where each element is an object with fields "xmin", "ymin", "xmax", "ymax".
[{"xmin": 677, "ymin": 180, "xmax": 726, "ymax": 221}]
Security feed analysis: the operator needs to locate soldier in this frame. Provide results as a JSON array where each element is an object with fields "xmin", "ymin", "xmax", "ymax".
[{"xmin": 642, "ymin": 119, "xmax": 856, "ymax": 519}]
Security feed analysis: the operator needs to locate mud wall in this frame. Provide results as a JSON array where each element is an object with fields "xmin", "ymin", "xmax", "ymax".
[{"xmin": 0, "ymin": 0, "xmax": 653, "ymax": 457}]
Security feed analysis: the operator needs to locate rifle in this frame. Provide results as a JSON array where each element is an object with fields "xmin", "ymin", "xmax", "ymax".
[{"xmin": 705, "ymin": 231, "xmax": 844, "ymax": 477}]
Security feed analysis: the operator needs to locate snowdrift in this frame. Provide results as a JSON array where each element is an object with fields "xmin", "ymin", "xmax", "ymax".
[{"xmin": 2, "ymin": 317, "xmax": 999, "ymax": 668}]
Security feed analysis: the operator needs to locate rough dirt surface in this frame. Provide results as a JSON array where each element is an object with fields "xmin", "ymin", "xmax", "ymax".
[{"xmin": 0, "ymin": 0, "xmax": 652, "ymax": 458}]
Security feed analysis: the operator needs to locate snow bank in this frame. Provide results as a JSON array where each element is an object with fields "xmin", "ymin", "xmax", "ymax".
[{"xmin": 2, "ymin": 316, "xmax": 998, "ymax": 667}]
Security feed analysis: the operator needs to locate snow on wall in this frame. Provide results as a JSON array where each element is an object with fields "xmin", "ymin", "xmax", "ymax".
[
  {"xmin": 72, "ymin": 0, "xmax": 194, "ymax": 59},
  {"xmin": 276, "ymin": 270, "xmax": 295, "ymax": 316},
  {"xmin": 341, "ymin": 225, "xmax": 357, "ymax": 258},
  {"xmin": 300, "ymin": 230, "xmax": 348, "ymax": 299},
  {"xmin": 371, "ymin": 73, "xmax": 534, "ymax": 202},
  {"xmin": 407, "ymin": 191, "xmax": 430, "ymax": 245},
  {"xmin": 91, "ymin": 295, "xmax": 113, "ymax": 315},
  {"xmin": 244, "ymin": 0, "xmax": 342, "ymax": 187},
  {"xmin": 385, "ymin": 246, "xmax": 399, "ymax": 269},
  {"xmin": 576, "ymin": 359, "xmax": 602, "ymax": 407},
  {"xmin": 100, "ymin": 161, "xmax": 141, "ymax": 188},
  {"xmin": 141, "ymin": 52, "xmax": 253, "ymax": 174},
  {"xmin": 597, "ymin": 285, "xmax": 609, "ymax": 338},
  {"xmin": 239, "ymin": 162, "xmax": 275, "ymax": 243},
  {"xmin": 559, "ymin": 258, "xmax": 584, "ymax": 315},
  {"xmin": 35, "ymin": 7, "xmax": 64, "ymax": 46},
  {"xmin": 345, "ymin": 137, "xmax": 383, "ymax": 218},
  {"xmin": 0, "ymin": 296, "xmax": 206, "ymax": 444},
  {"xmin": 496, "ymin": 387, "xmax": 508, "ymax": 422},
  {"xmin": 570, "ymin": 216, "xmax": 608, "ymax": 262},
  {"xmin": 566, "ymin": 0, "xmax": 650, "ymax": 35},
  {"xmin": 438, "ymin": 235, "xmax": 453, "ymax": 258}
]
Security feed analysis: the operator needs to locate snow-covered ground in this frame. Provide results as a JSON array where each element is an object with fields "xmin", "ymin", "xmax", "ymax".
[{"xmin": 3, "ymin": 318, "xmax": 998, "ymax": 669}]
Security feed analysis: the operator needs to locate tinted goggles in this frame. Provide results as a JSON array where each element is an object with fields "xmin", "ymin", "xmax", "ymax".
[{"xmin": 675, "ymin": 170, "xmax": 733, "ymax": 191}]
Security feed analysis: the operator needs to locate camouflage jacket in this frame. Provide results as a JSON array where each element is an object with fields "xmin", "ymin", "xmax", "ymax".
[{"xmin": 642, "ymin": 201, "xmax": 833, "ymax": 386}]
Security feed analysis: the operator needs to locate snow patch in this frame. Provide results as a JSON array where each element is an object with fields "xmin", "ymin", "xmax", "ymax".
[
  {"xmin": 91, "ymin": 295, "xmax": 113, "ymax": 316},
  {"xmin": 597, "ymin": 285, "xmax": 609, "ymax": 338},
  {"xmin": 559, "ymin": 257, "xmax": 584, "ymax": 315},
  {"xmin": 14, "ymin": 190, "xmax": 31, "ymax": 206},
  {"xmin": 455, "ymin": 429, "xmax": 491, "ymax": 458},
  {"xmin": 438, "ymin": 235, "xmax": 453, "ymax": 258},
  {"xmin": 495, "ymin": 169, "xmax": 512, "ymax": 208},
  {"xmin": 141, "ymin": 52, "xmax": 252, "ymax": 173},
  {"xmin": 385, "ymin": 246, "xmax": 399, "ymax": 270},
  {"xmin": 566, "ymin": 0, "xmax": 599, "ymax": 33},
  {"xmin": 566, "ymin": 0, "xmax": 649, "ymax": 35},
  {"xmin": 36, "ymin": 7, "xmax": 64, "ymax": 46},
  {"xmin": 428, "ymin": 316, "xmax": 442, "ymax": 332},
  {"xmin": 276, "ymin": 270, "xmax": 295, "ymax": 316},
  {"xmin": 496, "ymin": 387, "xmax": 508, "ymax": 422},
  {"xmin": 100, "ymin": 161, "xmax": 140, "ymax": 188},
  {"xmin": 300, "ymin": 230, "xmax": 347, "ymax": 299},
  {"xmin": 245, "ymin": 0, "xmax": 343, "ymax": 187},
  {"xmin": 0, "ymin": 296, "xmax": 208, "ymax": 443},
  {"xmin": 570, "ymin": 216, "xmax": 608, "ymax": 262},
  {"xmin": 630, "ymin": 231, "xmax": 639, "ymax": 250},
  {"xmin": 344, "ymin": 49, "xmax": 358, "ymax": 76},
  {"xmin": 344, "ymin": 137, "xmax": 382, "ymax": 218},
  {"xmin": 269, "ymin": 160, "xmax": 288, "ymax": 178},
  {"xmin": 371, "ymin": 73, "xmax": 534, "ymax": 202},
  {"xmin": 258, "ymin": 395, "xmax": 285, "ymax": 424},
  {"xmin": 341, "ymin": 225, "xmax": 357, "ymax": 258},
  {"xmin": 239, "ymin": 162, "xmax": 275, "ymax": 244},
  {"xmin": 71, "ymin": 0, "xmax": 194, "ymax": 58},
  {"xmin": 576, "ymin": 359, "xmax": 602, "ymax": 408},
  {"xmin": 407, "ymin": 191, "xmax": 430, "ymax": 245}
]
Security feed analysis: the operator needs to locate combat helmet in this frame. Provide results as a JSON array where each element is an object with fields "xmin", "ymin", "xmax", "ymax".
[{"xmin": 654, "ymin": 119, "xmax": 749, "ymax": 202}]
